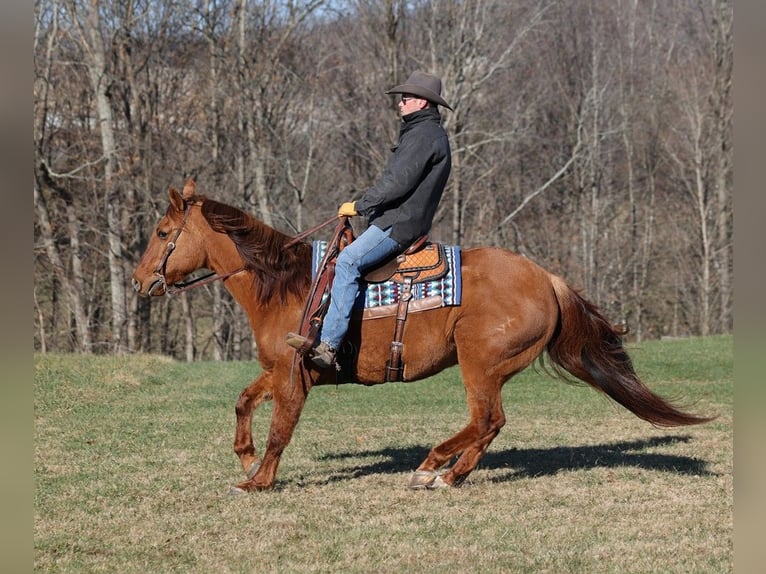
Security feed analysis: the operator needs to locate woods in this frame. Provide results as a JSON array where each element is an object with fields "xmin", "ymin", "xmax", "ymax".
[{"xmin": 33, "ymin": 0, "xmax": 733, "ymax": 360}]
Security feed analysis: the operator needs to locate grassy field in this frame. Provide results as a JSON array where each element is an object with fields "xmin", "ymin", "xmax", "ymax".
[{"xmin": 34, "ymin": 335, "xmax": 732, "ymax": 573}]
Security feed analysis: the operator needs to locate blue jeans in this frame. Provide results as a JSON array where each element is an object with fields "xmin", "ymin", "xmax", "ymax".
[{"xmin": 321, "ymin": 225, "xmax": 402, "ymax": 349}]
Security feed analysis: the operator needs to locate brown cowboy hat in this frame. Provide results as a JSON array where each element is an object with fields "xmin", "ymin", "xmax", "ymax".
[{"xmin": 386, "ymin": 71, "xmax": 453, "ymax": 111}]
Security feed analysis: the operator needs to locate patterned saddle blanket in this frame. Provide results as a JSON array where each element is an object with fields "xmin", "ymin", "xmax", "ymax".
[{"xmin": 312, "ymin": 240, "xmax": 462, "ymax": 318}]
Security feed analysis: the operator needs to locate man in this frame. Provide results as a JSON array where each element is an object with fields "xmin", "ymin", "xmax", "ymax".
[{"xmin": 287, "ymin": 70, "xmax": 453, "ymax": 368}]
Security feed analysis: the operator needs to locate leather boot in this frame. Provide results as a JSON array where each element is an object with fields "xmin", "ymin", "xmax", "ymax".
[{"xmin": 285, "ymin": 333, "xmax": 337, "ymax": 368}]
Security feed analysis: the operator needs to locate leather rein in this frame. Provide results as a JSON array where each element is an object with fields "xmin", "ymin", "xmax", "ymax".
[
  {"xmin": 154, "ymin": 202, "xmax": 339, "ymax": 296},
  {"xmin": 282, "ymin": 214, "xmax": 340, "ymax": 249}
]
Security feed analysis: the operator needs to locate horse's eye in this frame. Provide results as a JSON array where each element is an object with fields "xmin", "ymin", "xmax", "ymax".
[{"xmin": 157, "ymin": 229, "xmax": 169, "ymax": 240}]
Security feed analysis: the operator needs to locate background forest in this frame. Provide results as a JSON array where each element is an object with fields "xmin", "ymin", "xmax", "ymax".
[{"xmin": 33, "ymin": 0, "xmax": 733, "ymax": 361}]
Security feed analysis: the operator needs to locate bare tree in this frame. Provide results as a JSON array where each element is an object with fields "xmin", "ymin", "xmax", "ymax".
[
  {"xmin": 407, "ymin": 0, "xmax": 553, "ymax": 245},
  {"xmin": 710, "ymin": 0, "xmax": 733, "ymax": 332},
  {"xmin": 33, "ymin": 0, "xmax": 733, "ymax": 356},
  {"xmin": 663, "ymin": 0, "xmax": 732, "ymax": 336},
  {"xmin": 62, "ymin": 0, "xmax": 128, "ymax": 353},
  {"xmin": 34, "ymin": 0, "xmax": 93, "ymax": 353}
]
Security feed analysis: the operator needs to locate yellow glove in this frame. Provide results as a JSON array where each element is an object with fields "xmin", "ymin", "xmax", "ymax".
[{"xmin": 338, "ymin": 201, "xmax": 358, "ymax": 217}]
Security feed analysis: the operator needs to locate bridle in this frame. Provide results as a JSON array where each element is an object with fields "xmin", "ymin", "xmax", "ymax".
[{"xmin": 148, "ymin": 200, "xmax": 245, "ymax": 296}]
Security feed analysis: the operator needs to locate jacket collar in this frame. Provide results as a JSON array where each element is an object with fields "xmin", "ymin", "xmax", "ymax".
[{"xmin": 400, "ymin": 107, "xmax": 442, "ymax": 132}]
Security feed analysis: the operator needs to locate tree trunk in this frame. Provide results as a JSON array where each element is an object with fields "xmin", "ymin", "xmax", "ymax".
[
  {"xmin": 34, "ymin": 2, "xmax": 92, "ymax": 353},
  {"xmin": 205, "ymin": 0, "xmax": 226, "ymax": 360},
  {"xmin": 180, "ymin": 292, "xmax": 195, "ymax": 362},
  {"xmin": 34, "ymin": 184, "xmax": 92, "ymax": 352},
  {"xmin": 712, "ymin": 0, "xmax": 733, "ymax": 332},
  {"xmin": 76, "ymin": 0, "xmax": 128, "ymax": 353}
]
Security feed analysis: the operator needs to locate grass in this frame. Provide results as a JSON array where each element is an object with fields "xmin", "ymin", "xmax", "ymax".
[{"xmin": 34, "ymin": 335, "xmax": 733, "ymax": 573}]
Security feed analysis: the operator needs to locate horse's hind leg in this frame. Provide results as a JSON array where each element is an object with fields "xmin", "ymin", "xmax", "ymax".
[
  {"xmin": 410, "ymin": 377, "xmax": 506, "ymax": 489},
  {"xmin": 442, "ymin": 397, "xmax": 505, "ymax": 487},
  {"xmin": 414, "ymin": 304, "xmax": 556, "ymax": 490},
  {"xmin": 410, "ymin": 338, "xmax": 547, "ymax": 489},
  {"xmin": 233, "ymin": 372, "xmax": 273, "ymax": 478}
]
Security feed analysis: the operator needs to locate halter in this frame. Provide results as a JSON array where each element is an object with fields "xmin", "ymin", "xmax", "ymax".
[{"xmin": 149, "ymin": 200, "xmax": 245, "ymax": 296}]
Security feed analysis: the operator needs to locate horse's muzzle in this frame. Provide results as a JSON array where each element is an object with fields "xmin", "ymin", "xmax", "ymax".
[{"xmin": 132, "ymin": 275, "xmax": 166, "ymax": 297}]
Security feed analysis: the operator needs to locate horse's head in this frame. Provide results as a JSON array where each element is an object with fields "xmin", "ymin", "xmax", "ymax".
[{"xmin": 132, "ymin": 179, "xmax": 207, "ymax": 297}]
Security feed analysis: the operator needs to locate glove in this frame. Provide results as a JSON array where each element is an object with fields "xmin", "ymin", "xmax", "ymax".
[{"xmin": 338, "ymin": 201, "xmax": 358, "ymax": 217}]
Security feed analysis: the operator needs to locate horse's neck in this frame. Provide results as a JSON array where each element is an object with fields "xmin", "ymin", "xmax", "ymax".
[
  {"xmin": 204, "ymin": 231, "xmax": 244, "ymax": 277},
  {"xmin": 203, "ymin": 227, "xmax": 309, "ymax": 328}
]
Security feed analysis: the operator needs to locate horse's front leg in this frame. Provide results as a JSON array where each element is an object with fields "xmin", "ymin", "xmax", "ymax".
[
  {"xmin": 231, "ymin": 374, "xmax": 310, "ymax": 492},
  {"xmin": 233, "ymin": 372, "xmax": 274, "ymax": 479}
]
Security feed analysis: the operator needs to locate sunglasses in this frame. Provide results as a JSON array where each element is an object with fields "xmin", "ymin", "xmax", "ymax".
[{"xmin": 400, "ymin": 95, "xmax": 418, "ymax": 104}]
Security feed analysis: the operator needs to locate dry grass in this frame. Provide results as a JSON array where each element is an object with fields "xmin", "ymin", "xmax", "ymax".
[{"xmin": 34, "ymin": 336, "xmax": 732, "ymax": 573}]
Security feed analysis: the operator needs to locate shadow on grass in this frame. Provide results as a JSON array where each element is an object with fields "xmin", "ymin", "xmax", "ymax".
[{"xmin": 316, "ymin": 435, "xmax": 714, "ymax": 484}]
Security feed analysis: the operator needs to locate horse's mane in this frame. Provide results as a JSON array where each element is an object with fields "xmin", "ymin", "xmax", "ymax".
[{"xmin": 199, "ymin": 198, "xmax": 312, "ymax": 305}]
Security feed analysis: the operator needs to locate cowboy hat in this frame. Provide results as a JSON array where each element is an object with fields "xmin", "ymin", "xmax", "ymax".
[{"xmin": 386, "ymin": 71, "xmax": 453, "ymax": 111}]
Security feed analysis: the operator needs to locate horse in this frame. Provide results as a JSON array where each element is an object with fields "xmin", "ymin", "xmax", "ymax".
[{"xmin": 132, "ymin": 179, "xmax": 713, "ymax": 492}]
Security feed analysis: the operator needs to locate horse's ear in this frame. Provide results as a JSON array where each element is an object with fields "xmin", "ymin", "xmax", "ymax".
[
  {"xmin": 182, "ymin": 178, "xmax": 196, "ymax": 199},
  {"xmin": 168, "ymin": 187, "xmax": 184, "ymax": 212}
]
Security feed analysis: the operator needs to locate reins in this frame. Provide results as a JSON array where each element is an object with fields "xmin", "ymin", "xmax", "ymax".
[
  {"xmin": 165, "ymin": 268, "xmax": 246, "ymax": 295},
  {"xmin": 156, "ymin": 203, "xmax": 338, "ymax": 296},
  {"xmin": 283, "ymin": 215, "xmax": 340, "ymax": 249}
]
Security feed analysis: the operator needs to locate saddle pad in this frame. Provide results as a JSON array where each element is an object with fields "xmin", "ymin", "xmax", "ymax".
[{"xmin": 312, "ymin": 240, "xmax": 462, "ymax": 312}]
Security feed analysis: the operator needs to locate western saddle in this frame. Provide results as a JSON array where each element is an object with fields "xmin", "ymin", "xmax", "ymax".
[{"xmin": 293, "ymin": 219, "xmax": 449, "ymax": 381}]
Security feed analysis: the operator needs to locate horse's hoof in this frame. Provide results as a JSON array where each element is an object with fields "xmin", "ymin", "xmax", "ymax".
[
  {"xmin": 427, "ymin": 475, "xmax": 449, "ymax": 490},
  {"xmin": 228, "ymin": 486, "xmax": 248, "ymax": 496},
  {"xmin": 246, "ymin": 460, "xmax": 261, "ymax": 479},
  {"xmin": 408, "ymin": 470, "xmax": 441, "ymax": 490}
]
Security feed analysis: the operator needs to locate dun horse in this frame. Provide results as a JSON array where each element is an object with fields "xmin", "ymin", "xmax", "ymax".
[{"xmin": 132, "ymin": 180, "xmax": 712, "ymax": 492}]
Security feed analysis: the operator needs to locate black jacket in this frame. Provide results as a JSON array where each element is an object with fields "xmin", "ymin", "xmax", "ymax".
[{"xmin": 354, "ymin": 107, "xmax": 451, "ymax": 246}]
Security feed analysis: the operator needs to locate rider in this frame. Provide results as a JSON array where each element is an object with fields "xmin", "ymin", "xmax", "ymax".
[{"xmin": 286, "ymin": 70, "xmax": 453, "ymax": 368}]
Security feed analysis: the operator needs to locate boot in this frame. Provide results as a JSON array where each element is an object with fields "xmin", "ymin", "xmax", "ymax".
[{"xmin": 285, "ymin": 332, "xmax": 337, "ymax": 368}]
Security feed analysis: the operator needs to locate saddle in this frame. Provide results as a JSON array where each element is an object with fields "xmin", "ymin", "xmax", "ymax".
[
  {"xmin": 293, "ymin": 220, "xmax": 451, "ymax": 382},
  {"xmin": 363, "ymin": 236, "xmax": 449, "ymax": 285},
  {"xmin": 363, "ymin": 236, "xmax": 448, "ymax": 382}
]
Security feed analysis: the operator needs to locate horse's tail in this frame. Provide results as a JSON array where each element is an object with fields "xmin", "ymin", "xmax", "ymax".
[{"xmin": 545, "ymin": 274, "xmax": 714, "ymax": 427}]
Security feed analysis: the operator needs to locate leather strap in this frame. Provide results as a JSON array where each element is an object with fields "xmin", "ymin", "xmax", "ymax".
[
  {"xmin": 283, "ymin": 215, "xmax": 340, "ymax": 249},
  {"xmin": 385, "ymin": 275, "xmax": 415, "ymax": 381},
  {"xmin": 293, "ymin": 217, "xmax": 354, "ymax": 356}
]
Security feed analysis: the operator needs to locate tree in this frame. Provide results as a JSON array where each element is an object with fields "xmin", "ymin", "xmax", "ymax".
[
  {"xmin": 34, "ymin": 0, "xmax": 93, "ymax": 352},
  {"xmin": 33, "ymin": 0, "xmax": 733, "ymax": 357},
  {"xmin": 663, "ymin": 0, "xmax": 732, "ymax": 336},
  {"xmin": 65, "ymin": 0, "xmax": 130, "ymax": 353}
]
